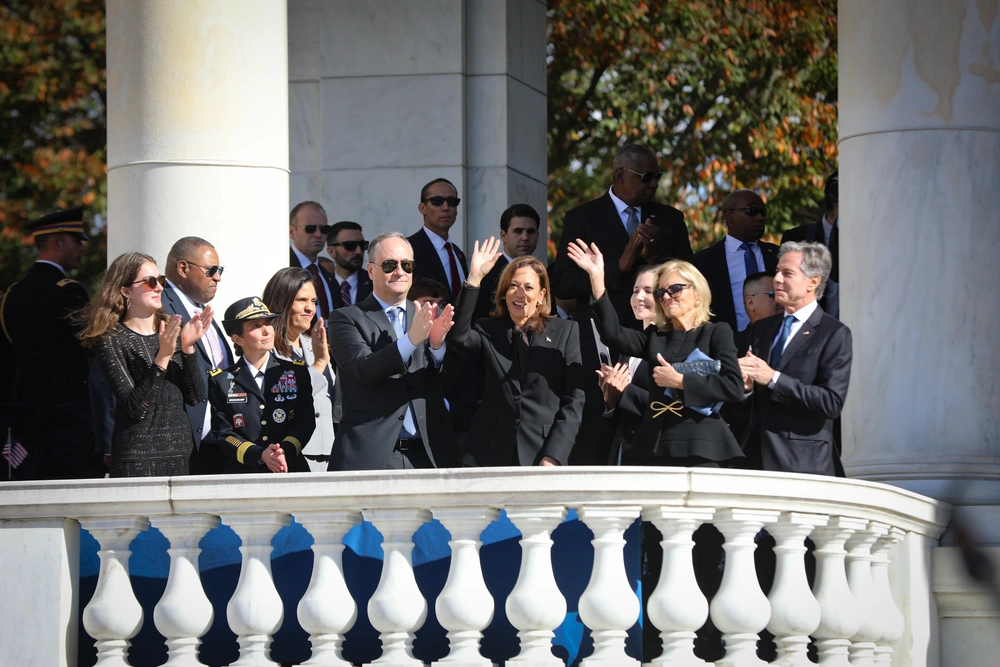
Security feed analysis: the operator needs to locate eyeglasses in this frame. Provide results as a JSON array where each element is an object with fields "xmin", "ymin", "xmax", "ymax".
[
  {"xmin": 297, "ymin": 224, "xmax": 333, "ymax": 235},
  {"xmin": 422, "ymin": 196, "xmax": 461, "ymax": 207},
  {"xmin": 623, "ymin": 167, "xmax": 663, "ymax": 183},
  {"xmin": 724, "ymin": 205, "xmax": 768, "ymax": 218},
  {"xmin": 653, "ymin": 283, "xmax": 694, "ymax": 301},
  {"xmin": 130, "ymin": 275, "xmax": 167, "ymax": 290},
  {"xmin": 375, "ymin": 259, "xmax": 415, "ymax": 274},
  {"xmin": 746, "ymin": 291, "xmax": 775, "ymax": 299},
  {"xmin": 183, "ymin": 261, "xmax": 225, "ymax": 278},
  {"xmin": 329, "ymin": 240, "xmax": 370, "ymax": 252}
]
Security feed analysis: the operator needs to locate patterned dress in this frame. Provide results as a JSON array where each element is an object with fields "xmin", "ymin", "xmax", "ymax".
[{"xmin": 96, "ymin": 323, "xmax": 203, "ymax": 477}]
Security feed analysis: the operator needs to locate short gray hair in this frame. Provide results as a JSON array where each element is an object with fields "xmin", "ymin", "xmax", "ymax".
[
  {"xmin": 612, "ymin": 144, "xmax": 657, "ymax": 171},
  {"xmin": 368, "ymin": 231, "xmax": 412, "ymax": 264},
  {"xmin": 779, "ymin": 241, "xmax": 832, "ymax": 299}
]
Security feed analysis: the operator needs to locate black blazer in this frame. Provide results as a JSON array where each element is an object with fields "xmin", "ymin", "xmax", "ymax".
[
  {"xmin": 448, "ymin": 285, "xmax": 585, "ymax": 467},
  {"xmin": 472, "ymin": 256, "xmax": 508, "ymax": 322},
  {"xmin": 408, "ymin": 227, "xmax": 469, "ymax": 291},
  {"xmin": 692, "ymin": 238, "xmax": 779, "ymax": 333},
  {"xmin": 550, "ymin": 193, "xmax": 692, "ymax": 326},
  {"xmin": 605, "ymin": 355, "xmax": 650, "ymax": 465},
  {"xmin": 289, "ymin": 247, "xmax": 338, "ymax": 313},
  {"xmin": 328, "ymin": 294, "xmax": 457, "ymax": 471},
  {"xmin": 743, "ymin": 304, "xmax": 852, "ymax": 476},
  {"xmin": 206, "ymin": 355, "xmax": 315, "ymax": 474},
  {"xmin": 593, "ymin": 293, "xmax": 744, "ymax": 464}
]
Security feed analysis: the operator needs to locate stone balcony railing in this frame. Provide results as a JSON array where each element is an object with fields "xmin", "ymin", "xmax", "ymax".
[{"xmin": 0, "ymin": 467, "xmax": 949, "ymax": 666}]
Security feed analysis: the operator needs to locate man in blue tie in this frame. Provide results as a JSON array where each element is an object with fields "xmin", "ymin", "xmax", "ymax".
[
  {"xmin": 738, "ymin": 242, "xmax": 852, "ymax": 476},
  {"xmin": 327, "ymin": 231, "xmax": 459, "ymax": 470}
]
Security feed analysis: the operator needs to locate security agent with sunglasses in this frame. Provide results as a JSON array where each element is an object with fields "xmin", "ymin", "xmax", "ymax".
[
  {"xmin": 408, "ymin": 178, "xmax": 469, "ymax": 303},
  {"xmin": 322, "ymin": 220, "xmax": 373, "ymax": 309},
  {"xmin": 327, "ymin": 231, "xmax": 459, "ymax": 471},
  {"xmin": 781, "ymin": 170, "xmax": 840, "ymax": 318},
  {"xmin": 692, "ymin": 190, "xmax": 779, "ymax": 335},
  {"xmin": 289, "ymin": 200, "xmax": 338, "ymax": 318}
]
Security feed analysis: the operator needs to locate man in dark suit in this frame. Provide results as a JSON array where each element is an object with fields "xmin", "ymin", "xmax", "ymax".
[
  {"xmin": 289, "ymin": 200, "xmax": 337, "ymax": 319},
  {"xmin": 781, "ymin": 170, "xmax": 839, "ymax": 318},
  {"xmin": 408, "ymin": 178, "xmax": 468, "ymax": 302},
  {"xmin": 692, "ymin": 190, "xmax": 779, "ymax": 334},
  {"xmin": 472, "ymin": 203, "xmax": 541, "ymax": 322},
  {"xmin": 321, "ymin": 220, "xmax": 373, "ymax": 309},
  {"xmin": 550, "ymin": 143, "xmax": 692, "ymax": 327},
  {"xmin": 739, "ymin": 242, "xmax": 851, "ymax": 476},
  {"xmin": 328, "ymin": 231, "xmax": 458, "ymax": 471}
]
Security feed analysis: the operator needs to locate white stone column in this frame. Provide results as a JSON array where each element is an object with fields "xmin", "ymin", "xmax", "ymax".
[
  {"xmin": 811, "ymin": 517, "xmax": 866, "ymax": 666},
  {"xmin": 149, "ymin": 514, "xmax": 219, "ymax": 667},
  {"xmin": 80, "ymin": 516, "xmax": 150, "ymax": 667},
  {"xmin": 106, "ymin": 0, "xmax": 289, "ymax": 303},
  {"xmin": 295, "ymin": 509, "xmax": 363, "ymax": 667},
  {"xmin": 838, "ymin": 0, "xmax": 1000, "ymax": 510},
  {"xmin": 846, "ymin": 521, "xmax": 889, "ymax": 667}
]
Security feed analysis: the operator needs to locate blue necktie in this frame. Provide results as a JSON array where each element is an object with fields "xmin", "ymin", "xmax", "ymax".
[
  {"xmin": 739, "ymin": 241, "xmax": 759, "ymax": 279},
  {"xmin": 389, "ymin": 307, "xmax": 419, "ymax": 439},
  {"xmin": 625, "ymin": 207, "xmax": 639, "ymax": 236},
  {"xmin": 770, "ymin": 314, "xmax": 796, "ymax": 367}
]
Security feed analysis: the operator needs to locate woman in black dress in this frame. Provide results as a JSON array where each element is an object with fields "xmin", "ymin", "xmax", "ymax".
[
  {"xmin": 566, "ymin": 239, "xmax": 744, "ymax": 467},
  {"xmin": 76, "ymin": 252, "xmax": 213, "ymax": 477}
]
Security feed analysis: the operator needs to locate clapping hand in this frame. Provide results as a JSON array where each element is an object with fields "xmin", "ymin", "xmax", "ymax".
[
  {"xmin": 597, "ymin": 362, "xmax": 631, "ymax": 409},
  {"xmin": 180, "ymin": 305, "xmax": 214, "ymax": 353},
  {"xmin": 468, "ymin": 237, "xmax": 503, "ymax": 287},
  {"xmin": 407, "ymin": 300, "xmax": 435, "ymax": 346},
  {"xmin": 261, "ymin": 443, "xmax": 288, "ymax": 473},
  {"xmin": 155, "ymin": 314, "xmax": 183, "ymax": 369},
  {"xmin": 565, "ymin": 238, "xmax": 607, "ymax": 299},
  {"xmin": 653, "ymin": 353, "xmax": 685, "ymax": 389},
  {"xmin": 739, "ymin": 350, "xmax": 775, "ymax": 386},
  {"xmin": 429, "ymin": 304, "xmax": 454, "ymax": 350}
]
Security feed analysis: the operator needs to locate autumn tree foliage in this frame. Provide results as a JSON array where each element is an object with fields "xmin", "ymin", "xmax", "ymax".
[
  {"xmin": 547, "ymin": 0, "xmax": 839, "ymax": 254},
  {"xmin": 0, "ymin": 0, "xmax": 107, "ymax": 291}
]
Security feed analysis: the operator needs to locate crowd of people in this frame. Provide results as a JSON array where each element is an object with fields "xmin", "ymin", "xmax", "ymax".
[{"xmin": 0, "ymin": 144, "xmax": 847, "ymax": 480}]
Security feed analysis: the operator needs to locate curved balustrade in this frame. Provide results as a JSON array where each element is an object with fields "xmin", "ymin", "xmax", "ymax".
[{"xmin": 0, "ymin": 468, "xmax": 949, "ymax": 666}]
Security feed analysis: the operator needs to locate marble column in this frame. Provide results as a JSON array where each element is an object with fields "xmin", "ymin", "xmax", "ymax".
[
  {"xmin": 106, "ymin": 0, "xmax": 289, "ymax": 303},
  {"xmin": 287, "ymin": 0, "xmax": 548, "ymax": 256},
  {"xmin": 838, "ymin": 0, "xmax": 1000, "ymax": 515}
]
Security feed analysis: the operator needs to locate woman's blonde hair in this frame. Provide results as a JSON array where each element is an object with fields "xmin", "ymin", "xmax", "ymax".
[
  {"xmin": 75, "ymin": 252, "xmax": 168, "ymax": 348},
  {"xmin": 490, "ymin": 255, "xmax": 554, "ymax": 333},
  {"xmin": 652, "ymin": 259, "xmax": 713, "ymax": 331}
]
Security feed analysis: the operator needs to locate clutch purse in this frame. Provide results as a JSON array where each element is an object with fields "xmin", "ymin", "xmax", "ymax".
[{"xmin": 671, "ymin": 358, "xmax": 721, "ymax": 377}]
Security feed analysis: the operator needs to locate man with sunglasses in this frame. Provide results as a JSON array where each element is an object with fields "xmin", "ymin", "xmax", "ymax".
[
  {"xmin": 328, "ymin": 231, "xmax": 458, "ymax": 471},
  {"xmin": 781, "ymin": 170, "xmax": 840, "ymax": 319},
  {"xmin": 289, "ymin": 200, "xmax": 337, "ymax": 318},
  {"xmin": 322, "ymin": 220, "xmax": 373, "ymax": 309},
  {"xmin": 409, "ymin": 178, "xmax": 468, "ymax": 302},
  {"xmin": 692, "ymin": 190, "xmax": 779, "ymax": 335}
]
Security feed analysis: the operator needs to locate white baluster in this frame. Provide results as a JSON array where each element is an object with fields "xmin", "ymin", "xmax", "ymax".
[
  {"xmin": 811, "ymin": 517, "xmax": 867, "ymax": 666},
  {"xmin": 641, "ymin": 507, "xmax": 715, "ymax": 667},
  {"xmin": 431, "ymin": 506, "xmax": 501, "ymax": 667},
  {"xmin": 222, "ymin": 512, "xmax": 291, "ymax": 666},
  {"xmin": 709, "ymin": 509, "xmax": 779, "ymax": 667},
  {"xmin": 149, "ymin": 514, "xmax": 219, "ymax": 666},
  {"xmin": 577, "ymin": 505, "xmax": 642, "ymax": 666},
  {"xmin": 765, "ymin": 512, "xmax": 828, "ymax": 666},
  {"xmin": 362, "ymin": 508, "xmax": 432, "ymax": 667},
  {"xmin": 80, "ymin": 516, "xmax": 149, "ymax": 667},
  {"xmin": 295, "ymin": 509, "xmax": 363, "ymax": 666},
  {"xmin": 505, "ymin": 505, "xmax": 568, "ymax": 666},
  {"xmin": 871, "ymin": 528, "xmax": 905, "ymax": 666},
  {"xmin": 846, "ymin": 521, "xmax": 889, "ymax": 667}
]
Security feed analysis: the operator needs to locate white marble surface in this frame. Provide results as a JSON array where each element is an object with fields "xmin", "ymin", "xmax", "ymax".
[
  {"xmin": 466, "ymin": 166, "xmax": 547, "ymax": 258},
  {"xmin": 507, "ymin": 77, "xmax": 548, "ymax": 182},
  {"xmin": 320, "ymin": 0, "xmax": 463, "ymax": 78},
  {"xmin": 290, "ymin": 81, "xmax": 321, "ymax": 173},
  {"xmin": 933, "ymin": 545, "xmax": 1000, "ymax": 667},
  {"xmin": 288, "ymin": 0, "xmax": 321, "ymax": 83},
  {"xmin": 505, "ymin": 0, "xmax": 547, "ymax": 93},
  {"xmin": 466, "ymin": 75, "xmax": 510, "ymax": 168}
]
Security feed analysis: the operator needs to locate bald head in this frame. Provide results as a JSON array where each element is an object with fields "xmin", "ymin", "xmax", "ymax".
[{"xmin": 722, "ymin": 189, "xmax": 767, "ymax": 243}]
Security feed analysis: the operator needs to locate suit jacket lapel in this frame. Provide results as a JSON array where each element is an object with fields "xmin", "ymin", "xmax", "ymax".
[
  {"xmin": 774, "ymin": 306, "xmax": 824, "ymax": 372},
  {"xmin": 710, "ymin": 241, "xmax": 735, "ymax": 323},
  {"xmin": 233, "ymin": 358, "xmax": 265, "ymax": 401},
  {"xmin": 485, "ymin": 320, "xmax": 518, "ymax": 389},
  {"xmin": 522, "ymin": 327, "xmax": 556, "ymax": 388},
  {"xmin": 360, "ymin": 295, "xmax": 395, "ymax": 341}
]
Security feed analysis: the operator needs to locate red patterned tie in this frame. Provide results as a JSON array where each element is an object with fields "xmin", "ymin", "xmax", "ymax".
[
  {"xmin": 340, "ymin": 279, "xmax": 352, "ymax": 307},
  {"xmin": 306, "ymin": 263, "xmax": 330, "ymax": 318},
  {"xmin": 444, "ymin": 242, "xmax": 461, "ymax": 300}
]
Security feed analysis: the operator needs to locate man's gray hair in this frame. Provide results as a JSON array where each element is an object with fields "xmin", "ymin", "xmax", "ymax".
[
  {"xmin": 612, "ymin": 144, "xmax": 657, "ymax": 171},
  {"xmin": 779, "ymin": 241, "xmax": 832, "ymax": 299},
  {"xmin": 368, "ymin": 231, "xmax": 413, "ymax": 264},
  {"xmin": 166, "ymin": 236, "xmax": 214, "ymax": 267}
]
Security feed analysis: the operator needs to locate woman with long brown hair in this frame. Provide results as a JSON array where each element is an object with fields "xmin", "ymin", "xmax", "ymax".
[
  {"xmin": 76, "ymin": 252, "xmax": 213, "ymax": 477},
  {"xmin": 447, "ymin": 238, "xmax": 585, "ymax": 467}
]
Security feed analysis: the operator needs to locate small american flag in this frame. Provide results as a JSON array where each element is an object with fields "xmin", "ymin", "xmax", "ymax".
[{"xmin": 3, "ymin": 435, "xmax": 27, "ymax": 469}]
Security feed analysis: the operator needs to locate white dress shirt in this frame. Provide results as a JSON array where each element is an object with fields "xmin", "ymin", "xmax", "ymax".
[
  {"xmin": 372, "ymin": 294, "xmax": 447, "ymax": 367},
  {"xmin": 767, "ymin": 299, "xmax": 819, "ymax": 387},
  {"xmin": 246, "ymin": 352, "xmax": 270, "ymax": 391},
  {"xmin": 291, "ymin": 244, "xmax": 335, "ymax": 314},
  {"xmin": 724, "ymin": 234, "xmax": 766, "ymax": 331},
  {"xmin": 333, "ymin": 271, "xmax": 359, "ymax": 305},
  {"xmin": 822, "ymin": 213, "xmax": 836, "ymax": 245},
  {"xmin": 421, "ymin": 226, "xmax": 466, "ymax": 290}
]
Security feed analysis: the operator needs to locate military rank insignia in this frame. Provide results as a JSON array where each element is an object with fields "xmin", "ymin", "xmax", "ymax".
[
  {"xmin": 273, "ymin": 408, "xmax": 286, "ymax": 424},
  {"xmin": 233, "ymin": 414, "xmax": 245, "ymax": 428}
]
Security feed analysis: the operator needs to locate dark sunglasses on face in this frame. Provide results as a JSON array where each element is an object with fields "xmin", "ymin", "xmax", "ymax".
[
  {"xmin": 726, "ymin": 205, "xmax": 768, "ymax": 218},
  {"xmin": 329, "ymin": 240, "xmax": 370, "ymax": 252},
  {"xmin": 130, "ymin": 275, "xmax": 167, "ymax": 290},
  {"xmin": 376, "ymin": 259, "xmax": 415, "ymax": 274},
  {"xmin": 422, "ymin": 196, "xmax": 461, "ymax": 207},
  {"xmin": 184, "ymin": 261, "xmax": 225, "ymax": 278},
  {"xmin": 747, "ymin": 291, "xmax": 775, "ymax": 299},
  {"xmin": 299, "ymin": 224, "xmax": 333, "ymax": 235},
  {"xmin": 624, "ymin": 167, "xmax": 663, "ymax": 183},
  {"xmin": 653, "ymin": 283, "xmax": 694, "ymax": 301}
]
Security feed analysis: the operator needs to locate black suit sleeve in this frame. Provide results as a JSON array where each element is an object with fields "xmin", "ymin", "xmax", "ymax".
[
  {"xmin": 662, "ymin": 210, "xmax": 693, "ymax": 260},
  {"xmin": 770, "ymin": 325, "xmax": 852, "ymax": 420},
  {"xmin": 550, "ymin": 208, "xmax": 596, "ymax": 300},
  {"xmin": 591, "ymin": 292, "xmax": 647, "ymax": 357},
  {"xmin": 682, "ymin": 323, "xmax": 745, "ymax": 406},
  {"xmin": 447, "ymin": 285, "xmax": 484, "ymax": 356},
  {"xmin": 538, "ymin": 321, "xmax": 586, "ymax": 466},
  {"xmin": 329, "ymin": 308, "xmax": 408, "ymax": 385}
]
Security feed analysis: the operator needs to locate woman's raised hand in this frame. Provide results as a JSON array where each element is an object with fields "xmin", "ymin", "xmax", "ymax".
[
  {"xmin": 565, "ymin": 239, "xmax": 607, "ymax": 299},
  {"xmin": 180, "ymin": 305, "xmax": 214, "ymax": 353},
  {"xmin": 310, "ymin": 316, "xmax": 330, "ymax": 373},
  {"xmin": 155, "ymin": 314, "xmax": 183, "ymax": 370},
  {"xmin": 467, "ymin": 237, "xmax": 503, "ymax": 288}
]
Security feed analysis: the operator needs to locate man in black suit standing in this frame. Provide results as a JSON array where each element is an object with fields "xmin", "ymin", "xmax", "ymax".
[
  {"xmin": 289, "ymin": 200, "xmax": 337, "ymax": 319},
  {"xmin": 472, "ymin": 203, "xmax": 541, "ymax": 322},
  {"xmin": 550, "ymin": 143, "xmax": 692, "ymax": 327},
  {"xmin": 781, "ymin": 170, "xmax": 839, "ymax": 318},
  {"xmin": 692, "ymin": 190, "xmax": 779, "ymax": 334},
  {"xmin": 321, "ymin": 220, "xmax": 373, "ymax": 309},
  {"xmin": 328, "ymin": 231, "xmax": 458, "ymax": 471},
  {"xmin": 409, "ymin": 178, "xmax": 468, "ymax": 303},
  {"xmin": 739, "ymin": 242, "xmax": 851, "ymax": 476}
]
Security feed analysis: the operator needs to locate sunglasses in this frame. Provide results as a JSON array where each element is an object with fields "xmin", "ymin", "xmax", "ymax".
[
  {"xmin": 329, "ymin": 240, "xmax": 370, "ymax": 252},
  {"xmin": 375, "ymin": 259, "xmax": 415, "ymax": 274},
  {"xmin": 422, "ymin": 196, "xmax": 461, "ymax": 207},
  {"xmin": 130, "ymin": 275, "xmax": 167, "ymax": 290},
  {"xmin": 726, "ymin": 205, "xmax": 768, "ymax": 218},
  {"xmin": 623, "ymin": 167, "xmax": 663, "ymax": 183},
  {"xmin": 298, "ymin": 224, "xmax": 333, "ymax": 235},
  {"xmin": 747, "ymin": 291, "xmax": 775, "ymax": 299},
  {"xmin": 653, "ymin": 283, "xmax": 694, "ymax": 301},
  {"xmin": 184, "ymin": 261, "xmax": 225, "ymax": 278}
]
